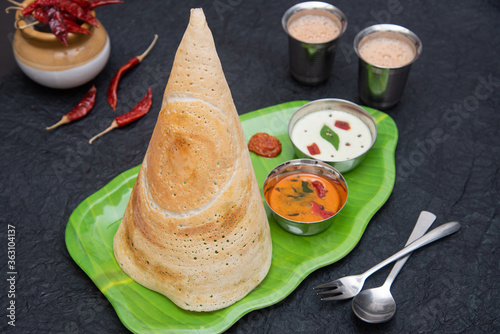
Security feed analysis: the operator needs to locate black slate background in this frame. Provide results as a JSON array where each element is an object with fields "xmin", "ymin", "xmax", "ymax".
[{"xmin": 1, "ymin": 0, "xmax": 499, "ymax": 333}]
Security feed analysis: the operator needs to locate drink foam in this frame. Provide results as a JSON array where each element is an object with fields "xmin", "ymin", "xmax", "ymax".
[
  {"xmin": 359, "ymin": 36, "xmax": 415, "ymax": 67},
  {"xmin": 288, "ymin": 14, "xmax": 340, "ymax": 43}
]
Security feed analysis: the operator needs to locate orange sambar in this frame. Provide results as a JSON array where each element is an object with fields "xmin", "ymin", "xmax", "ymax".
[{"xmin": 266, "ymin": 172, "xmax": 346, "ymax": 223}]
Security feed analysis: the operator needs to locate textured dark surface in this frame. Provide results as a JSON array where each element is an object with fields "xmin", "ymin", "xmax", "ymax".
[{"xmin": 1, "ymin": 0, "xmax": 499, "ymax": 333}]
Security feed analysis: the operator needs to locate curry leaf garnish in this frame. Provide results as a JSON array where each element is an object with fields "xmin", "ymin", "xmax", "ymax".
[
  {"xmin": 302, "ymin": 181, "xmax": 313, "ymax": 193},
  {"xmin": 286, "ymin": 194, "xmax": 304, "ymax": 199},
  {"xmin": 320, "ymin": 124, "xmax": 340, "ymax": 151}
]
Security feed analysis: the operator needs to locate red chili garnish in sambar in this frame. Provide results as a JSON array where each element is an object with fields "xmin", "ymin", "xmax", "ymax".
[
  {"xmin": 312, "ymin": 180, "xmax": 327, "ymax": 198},
  {"xmin": 311, "ymin": 201, "xmax": 336, "ymax": 219}
]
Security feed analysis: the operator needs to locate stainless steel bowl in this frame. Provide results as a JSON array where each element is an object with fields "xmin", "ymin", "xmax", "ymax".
[
  {"xmin": 288, "ymin": 98, "xmax": 377, "ymax": 173},
  {"xmin": 263, "ymin": 159, "xmax": 348, "ymax": 236}
]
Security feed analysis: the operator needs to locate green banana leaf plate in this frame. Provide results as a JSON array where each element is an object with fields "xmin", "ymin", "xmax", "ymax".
[{"xmin": 65, "ymin": 101, "xmax": 398, "ymax": 334}]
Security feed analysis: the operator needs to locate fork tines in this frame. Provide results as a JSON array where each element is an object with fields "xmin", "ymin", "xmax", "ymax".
[
  {"xmin": 313, "ymin": 281, "xmax": 340, "ymax": 289},
  {"xmin": 316, "ymin": 287, "xmax": 345, "ymax": 301},
  {"xmin": 314, "ymin": 279, "xmax": 351, "ymax": 301},
  {"xmin": 313, "ymin": 281, "xmax": 345, "ymax": 301}
]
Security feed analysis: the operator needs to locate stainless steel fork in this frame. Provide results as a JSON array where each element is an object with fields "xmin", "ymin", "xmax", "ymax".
[{"xmin": 314, "ymin": 221, "xmax": 461, "ymax": 301}]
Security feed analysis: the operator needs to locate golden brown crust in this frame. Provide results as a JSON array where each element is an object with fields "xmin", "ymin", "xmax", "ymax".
[
  {"xmin": 113, "ymin": 8, "xmax": 272, "ymax": 312},
  {"xmin": 145, "ymin": 99, "xmax": 237, "ymax": 212}
]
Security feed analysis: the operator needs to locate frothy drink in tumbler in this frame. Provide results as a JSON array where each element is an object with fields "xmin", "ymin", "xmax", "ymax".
[
  {"xmin": 358, "ymin": 32, "xmax": 416, "ymax": 67},
  {"xmin": 287, "ymin": 10, "xmax": 341, "ymax": 43},
  {"xmin": 282, "ymin": 3, "xmax": 347, "ymax": 85},
  {"xmin": 354, "ymin": 25, "xmax": 422, "ymax": 109}
]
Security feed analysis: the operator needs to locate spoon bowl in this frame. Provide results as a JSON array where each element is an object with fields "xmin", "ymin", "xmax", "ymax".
[{"xmin": 352, "ymin": 285, "xmax": 397, "ymax": 323}]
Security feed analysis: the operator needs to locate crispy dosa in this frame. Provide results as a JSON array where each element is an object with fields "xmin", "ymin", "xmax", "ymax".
[{"xmin": 113, "ymin": 8, "xmax": 272, "ymax": 312}]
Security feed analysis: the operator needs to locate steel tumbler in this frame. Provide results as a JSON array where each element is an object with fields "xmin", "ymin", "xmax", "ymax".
[
  {"xmin": 354, "ymin": 24, "xmax": 422, "ymax": 110},
  {"xmin": 282, "ymin": 2, "xmax": 347, "ymax": 85}
]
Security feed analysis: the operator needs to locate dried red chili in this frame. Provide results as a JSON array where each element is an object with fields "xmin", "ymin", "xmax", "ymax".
[
  {"xmin": 248, "ymin": 132, "xmax": 282, "ymax": 158},
  {"xmin": 311, "ymin": 180, "xmax": 327, "ymax": 198},
  {"xmin": 60, "ymin": 9, "xmax": 78, "ymax": 21},
  {"xmin": 45, "ymin": 5, "xmax": 68, "ymax": 46},
  {"xmin": 69, "ymin": 0, "xmax": 87, "ymax": 8},
  {"xmin": 46, "ymin": 85, "xmax": 97, "ymax": 130},
  {"xmin": 63, "ymin": 17, "xmax": 92, "ymax": 34},
  {"xmin": 54, "ymin": 11, "xmax": 91, "ymax": 34},
  {"xmin": 86, "ymin": 0, "xmax": 123, "ymax": 9},
  {"xmin": 334, "ymin": 120, "xmax": 351, "ymax": 130},
  {"xmin": 21, "ymin": 0, "xmax": 51, "ymax": 17},
  {"xmin": 107, "ymin": 35, "xmax": 158, "ymax": 111},
  {"xmin": 70, "ymin": 0, "xmax": 122, "ymax": 10},
  {"xmin": 57, "ymin": 0, "xmax": 98, "ymax": 26},
  {"xmin": 311, "ymin": 201, "xmax": 335, "ymax": 220},
  {"xmin": 307, "ymin": 143, "xmax": 321, "ymax": 155},
  {"xmin": 89, "ymin": 88, "xmax": 153, "ymax": 144},
  {"xmin": 31, "ymin": 7, "xmax": 49, "ymax": 24}
]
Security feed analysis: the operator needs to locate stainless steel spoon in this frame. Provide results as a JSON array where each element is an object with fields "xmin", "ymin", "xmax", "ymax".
[
  {"xmin": 315, "ymin": 221, "xmax": 461, "ymax": 300},
  {"xmin": 352, "ymin": 211, "xmax": 437, "ymax": 323}
]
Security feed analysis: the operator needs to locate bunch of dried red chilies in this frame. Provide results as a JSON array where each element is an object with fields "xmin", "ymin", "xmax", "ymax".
[
  {"xmin": 46, "ymin": 34, "xmax": 158, "ymax": 144},
  {"xmin": 8, "ymin": 0, "xmax": 122, "ymax": 46}
]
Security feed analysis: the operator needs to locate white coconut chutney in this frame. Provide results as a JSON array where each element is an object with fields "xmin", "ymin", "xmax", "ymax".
[{"xmin": 291, "ymin": 109, "xmax": 372, "ymax": 161}]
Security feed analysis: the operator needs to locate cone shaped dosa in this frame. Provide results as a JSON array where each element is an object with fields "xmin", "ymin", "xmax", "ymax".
[{"xmin": 113, "ymin": 8, "xmax": 272, "ymax": 312}]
